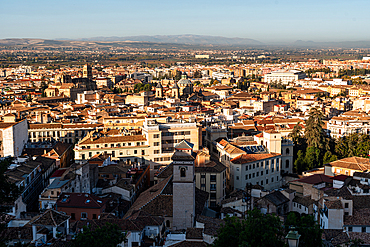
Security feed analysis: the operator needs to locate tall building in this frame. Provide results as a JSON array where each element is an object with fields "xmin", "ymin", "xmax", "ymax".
[
  {"xmin": 83, "ymin": 64, "xmax": 92, "ymax": 81},
  {"xmin": 142, "ymin": 117, "xmax": 202, "ymax": 180},
  {"xmin": 172, "ymin": 150, "xmax": 195, "ymax": 230}
]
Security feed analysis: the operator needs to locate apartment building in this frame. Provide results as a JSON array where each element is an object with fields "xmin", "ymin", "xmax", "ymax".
[
  {"xmin": 230, "ymin": 153, "xmax": 282, "ymax": 191},
  {"xmin": 0, "ymin": 115, "xmax": 28, "ymax": 158},
  {"xmin": 143, "ymin": 118, "xmax": 201, "ymax": 164},
  {"xmin": 264, "ymin": 70, "xmax": 306, "ymax": 84},
  {"xmin": 74, "ymin": 131, "xmax": 148, "ymax": 163},
  {"xmin": 195, "ymin": 161, "xmax": 227, "ymax": 207},
  {"xmin": 28, "ymin": 123, "xmax": 103, "ymax": 144},
  {"xmin": 327, "ymin": 116, "xmax": 370, "ymax": 139},
  {"xmin": 142, "ymin": 118, "xmax": 201, "ymax": 180}
]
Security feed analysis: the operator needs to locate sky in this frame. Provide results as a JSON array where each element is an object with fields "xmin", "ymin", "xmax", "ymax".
[{"xmin": 1, "ymin": 0, "xmax": 370, "ymax": 43}]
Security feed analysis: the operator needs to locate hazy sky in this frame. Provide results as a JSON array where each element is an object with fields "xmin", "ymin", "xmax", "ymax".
[{"xmin": 1, "ymin": 0, "xmax": 369, "ymax": 43}]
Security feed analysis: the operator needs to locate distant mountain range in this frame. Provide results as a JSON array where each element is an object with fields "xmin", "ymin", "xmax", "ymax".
[
  {"xmin": 2, "ymin": 35, "xmax": 370, "ymax": 49},
  {"xmin": 73, "ymin": 34, "xmax": 264, "ymax": 46},
  {"xmin": 292, "ymin": 40, "xmax": 370, "ymax": 48}
]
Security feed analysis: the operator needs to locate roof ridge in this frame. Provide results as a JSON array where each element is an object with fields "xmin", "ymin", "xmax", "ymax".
[{"xmin": 140, "ymin": 175, "xmax": 173, "ymax": 210}]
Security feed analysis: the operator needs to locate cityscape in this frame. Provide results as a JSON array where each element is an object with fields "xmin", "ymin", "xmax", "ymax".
[{"xmin": 2, "ymin": 1, "xmax": 370, "ymax": 247}]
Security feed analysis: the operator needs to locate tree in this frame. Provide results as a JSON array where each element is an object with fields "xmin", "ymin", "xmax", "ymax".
[
  {"xmin": 294, "ymin": 150, "xmax": 306, "ymax": 174},
  {"xmin": 0, "ymin": 158, "xmax": 22, "ymax": 247},
  {"xmin": 72, "ymin": 223, "xmax": 126, "ymax": 247},
  {"xmin": 304, "ymin": 107, "xmax": 326, "ymax": 150},
  {"xmin": 213, "ymin": 209, "xmax": 285, "ymax": 247},
  {"xmin": 285, "ymin": 212, "xmax": 322, "ymax": 247},
  {"xmin": 304, "ymin": 146, "xmax": 320, "ymax": 170}
]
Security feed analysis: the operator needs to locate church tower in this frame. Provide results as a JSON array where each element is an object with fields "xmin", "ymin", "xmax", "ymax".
[
  {"xmin": 155, "ymin": 82, "xmax": 163, "ymax": 98},
  {"xmin": 172, "ymin": 83, "xmax": 179, "ymax": 99},
  {"xmin": 83, "ymin": 64, "xmax": 92, "ymax": 81},
  {"xmin": 172, "ymin": 150, "xmax": 195, "ymax": 230}
]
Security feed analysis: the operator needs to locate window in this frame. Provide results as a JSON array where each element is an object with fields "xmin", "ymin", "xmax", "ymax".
[
  {"xmin": 286, "ymin": 160, "xmax": 290, "ymax": 168},
  {"xmin": 154, "ymin": 150, "xmax": 160, "ymax": 154},
  {"xmin": 210, "ymin": 193, "xmax": 216, "ymax": 199},
  {"xmin": 93, "ymin": 214, "xmax": 97, "ymax": 219},
  {"xmin": 154, "ymin": 142, "xmax": 160, "ymax": 146},
  {"xmin": 345, "ymin": 203, "xmax": 349, "ymax": 208},
  {"xmin": 348, "ymin": 226, "xmax": 352, "ymax": 232},
  {"xmin": 253, "ymin": 164, "xmax": 255, "ymax": 169},
  {"xmin": 246, "ymin": 166, "xmax": 248, "ymax": 171},
  {"xmin": 81, "ymin": 212, "xmax": 87, "ymax": 219},
  {"xmin": 252, "ymin": 173, "xmax": 255, "ymax": 178},
  {"xmin": 245, "ymin": 175, "xmax": 248, "ymax": 180},
  {"xmin": 261, "ymin": 181, "xmax": 263, "ymax": 185},
  {"xmin": 286, "ymin": 148, "xmax": 290, "ymax": 155},
  {"xmin": 236, "ymin": 167, "xmax": 240, "ymax": 171},
  {"xmin": 236, "ymin": 176, "xmax": 239, "ymax": 180},
  {"xmin": 249, "ymin": 174, "xmax": 251, "ymax": 179},
  {"xmin": 134, "ymin": 150, "xmax": 138, "ymax": 154},
  {"xmin": 201, "ymin": 174, "xmax": 206, "ymax": 179},
  {"xmin": 261, "ymin": 171, "xmax": 263, "ymax": 176},
  {"xmin": 266, "ymin": 170, "xmax": 268, "ymax": 175},
  {"xmin": 266, "ymin": 179, "xmax": 268, "ymax": 184},
  {"xmin": 153, "ymin": 134, "xmax": 160, "ymax": 138},
  {"xmin": 362, "ymin": 227, "xmax": 366, "ymax": 233},
  {"xmin": 166, "ymin": 220, "xmax": 171, "ymax": 227},
  {"xmin": 256, "ymin": 172, "xmax": 259, "ymax": 177},
  {"xmin": 256, "ymin": 162, "xmax": 259, "ymax": 168},
  {"xmin": 272, "ymin": 177, "xmax": 274, "ymax": 182},
  {"xmin": 51, "ymin": 191, "xmax": 54, "ymax": 195},
  {"xmin": 210, "ymin": 184, "xmax": 216, "ymax": 191},
  {"xmin": 210, "ymin": 175, "xmax": 216, "ymax": 182},
  {"xmin": 180, "ymin": 167, "xmax": 186, "ymax": 177},
  {"xmin": 71, "ymin": 213, "xmax": 75, "ymax": 220}
]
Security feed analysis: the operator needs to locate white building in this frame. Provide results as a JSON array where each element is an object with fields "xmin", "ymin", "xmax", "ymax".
[
  {"xmin": 0, "ymin": 115, "xmax": 28, "ymax": 158},
  {"xmin": 264, "ymin": 70, "xmax": 306, "ymax": 84}
]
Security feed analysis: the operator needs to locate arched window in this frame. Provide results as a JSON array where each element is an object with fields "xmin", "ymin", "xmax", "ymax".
[
  {"xmin": 286, "ymin": 160, "xmax": 290, "ymax": 168},
  {"xmin": 286, "ymin": 148, "xmax": 290, "ymax": 155},
  {"xmin": 180, "ymin": 167, "xmax": 186, "ymax": 177}
]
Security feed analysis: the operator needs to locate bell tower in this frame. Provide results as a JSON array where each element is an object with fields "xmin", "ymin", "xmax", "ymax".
[
  {"xmin": 171, "ymin": 151, "xmax": 195, "ymax": 230},
  {"xmin": 155, "ymin": 82, "xmax": 163, "ymax": 98},
  {"xmin": 172, "ymin": 83, "xmax": 179, "ymax": 99}
]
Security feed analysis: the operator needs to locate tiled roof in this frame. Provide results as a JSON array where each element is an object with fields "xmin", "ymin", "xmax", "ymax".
[
  {"xmin": 325, "ymin": 200, "xmax": 343, "ymax": 209},
  {"xmin": 186, "ymin": 228, "xmax": 203, "ymax": 240},
  {"xmin": 322, "ymin": 229, "xmax": 349, "ymax": 246},
  {"xmin": 231, "ymin": 153, "xmax": 280, "ymax": 164},
  {"xmin": 292, "ymin": 174, "xmax": 333, "ymax": 185},
  {"xmin": 195, "ymin": 161, "xmax": 226, "ymax": 173},
  {"xmin": 195, "ymin": 215, "xmax": 224, "ymax": 236},
  {"xmin": 79, "ymin": 135, "xmax": 146, "ymax": 145},
  {"xmin": 327, "ymin": 157, "xmax": 370, "ymax": 171},
  {"xmin": 28, "ymin": 209, "xmax": 70, "ymax": 227},
  {"xmin": 56, "ymin": 193, "xmax": 108, "ymax": 209},
  {"xmin": 170, "ymin": 241, "xmax": 208, "ymax": 247},
  {"xmin": 348, "ymin": 232, "xmax": 370, "ymax": 245},
  {"xmin": 292, "ymin": 195, "xmax": 314, "ymax": 207},
  {"xmin": 261, "ymin": 191, "xmax": 289, "ymax": 206}
]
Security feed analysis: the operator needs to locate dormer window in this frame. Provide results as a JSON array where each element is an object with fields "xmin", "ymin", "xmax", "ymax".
[{"xmin": 180, "ymin": 167, "xmax": 186, "ymax": 177}]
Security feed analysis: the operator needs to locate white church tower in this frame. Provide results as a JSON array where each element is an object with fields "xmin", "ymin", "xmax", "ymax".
[{"xmin": 171, "ymin": 150, "xmax": 196, "ymax": 230}]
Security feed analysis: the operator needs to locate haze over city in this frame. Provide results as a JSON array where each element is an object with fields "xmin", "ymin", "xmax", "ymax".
[{"xmin": 1, "ymin": 0, "xmax": 370, "ymax": 43}]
